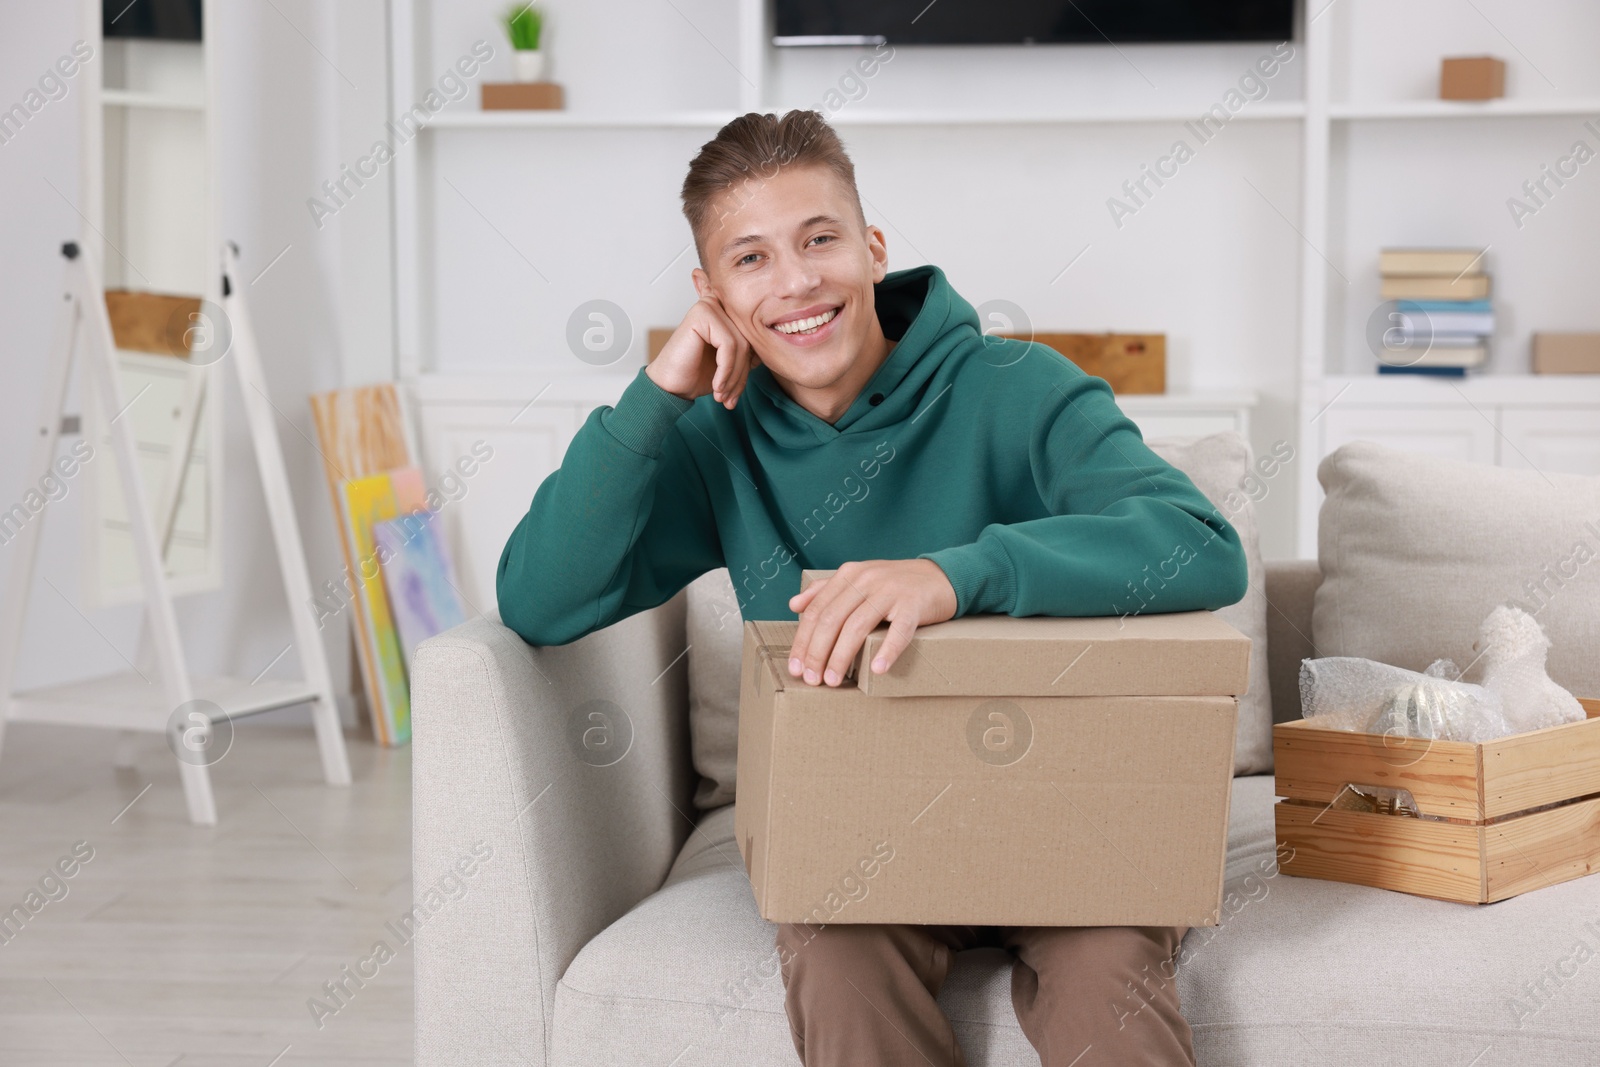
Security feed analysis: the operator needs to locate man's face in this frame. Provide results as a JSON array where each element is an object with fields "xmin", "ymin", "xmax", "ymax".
[{"xmin": 693, "ymin": 165, "xmax": 889, "ymax": 394}]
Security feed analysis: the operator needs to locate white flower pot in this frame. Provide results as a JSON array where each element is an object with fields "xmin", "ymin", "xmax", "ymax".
[{"xmin": 513, "ymin": 50, "xmax": 545, "ymax": 82}]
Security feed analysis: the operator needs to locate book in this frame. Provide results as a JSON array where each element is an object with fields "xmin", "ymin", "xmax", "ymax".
[
  {"xmin": 1380, "ymin": 274, "xmax": 1490, "ymax": 301},
  {"xmin": 1395, "ymin": 300, "xmax": 1493, "ymax": 312},
  {"xmin": 1392, "ymin": 300, "xmax": 1494, "ymax": 336},
  {"xmin": 1380, "ymin": 345, "xmax": 1486, "ymax": 368},
  {"xmin": 1379, "ymin": 248, "xmax": 1487, "ymax": 276},
  {"xmin": 1377, "ymin": 364, "xmax": 1468, "ymax": 377}
]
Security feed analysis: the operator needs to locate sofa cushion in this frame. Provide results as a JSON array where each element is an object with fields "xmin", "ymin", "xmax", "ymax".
[
  {"xmin": 686, "ymin": 567, "xmax": 745, "ymax": 810},
  {"xmin": 1314, "ymin": 440, "xmax": 1600, "ymax": 698},
  {"xmin": 684, "ymin": 431, "xmax": 1276, "ymax": 810},
  {"xmin": 553, "ymin": 776, "xmax": 1600, "ymax": 1065},
  {"xmin": 1143, "ymin": 432, "xmax": 1276, "ymax": 775}
]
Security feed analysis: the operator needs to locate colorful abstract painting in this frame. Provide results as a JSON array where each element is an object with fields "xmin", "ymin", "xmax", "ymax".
[
  {"xmin": 339, "ymin": 468, "xmax": 426, "ymax": 746},
  {"xmin": 373, "ymin": 508, "xmax": 467, "ymax": 676}
]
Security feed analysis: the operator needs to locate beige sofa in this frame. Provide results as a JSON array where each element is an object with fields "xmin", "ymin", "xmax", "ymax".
[{"xmin": 412, "ymin": 440, "xmax": 1600, "ymax": 1066}]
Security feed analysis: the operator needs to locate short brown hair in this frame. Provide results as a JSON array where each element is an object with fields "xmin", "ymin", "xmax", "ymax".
[{"xmin": 681, "ymin": 109, "xmax": 865, "ymax": 268}]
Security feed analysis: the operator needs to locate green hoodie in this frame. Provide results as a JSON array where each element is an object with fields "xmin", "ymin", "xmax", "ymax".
[{"xmin": 497, "ymin": 264, "xmax": 1247, "ymax": 645}]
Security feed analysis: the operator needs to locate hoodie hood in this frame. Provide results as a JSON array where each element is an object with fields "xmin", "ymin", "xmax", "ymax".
[{"xmin": 740, "ymin": 264, "xmax": 981, "ymax": 450}]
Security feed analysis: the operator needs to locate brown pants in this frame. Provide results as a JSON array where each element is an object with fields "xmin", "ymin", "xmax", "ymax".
[{"xmin": 775, "ymin": 922, "xmax": 1194, "ymax": 1067}]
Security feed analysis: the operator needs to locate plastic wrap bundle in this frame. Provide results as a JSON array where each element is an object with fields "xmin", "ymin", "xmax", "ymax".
[
  {"xmin": 1298, "ymin": 656, "xmax": 1514, "ymax": 742},
  {"xmin": 1299, "ymin": 604, "xmax": 1587, "ymax": 742},
  {"xmin": 1472, "ymin": 605, "xmax": 1587, "ymax": 733}
]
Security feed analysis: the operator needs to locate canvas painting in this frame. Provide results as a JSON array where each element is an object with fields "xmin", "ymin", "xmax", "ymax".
[
  {"xmin": 339, "ymin": 468, "xmax": 426, "ymax": 746},
  {"xmin": 373, "ymin": 508, "xmax": 468, "ymax": 676}
]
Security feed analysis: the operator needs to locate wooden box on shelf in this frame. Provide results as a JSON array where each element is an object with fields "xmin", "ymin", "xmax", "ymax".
[
  {"xmin": 1440, "ymin": 56, "xmax": 1506, "ymax": 101},
  {"xmin": 997, "ymin": 332, "xmax": 1166, "ymax": 394},
  {"xmin": 1273, "ymin": 697, "xmax": 1600, "ymax": 905},
  {"xmin": 104, "ymin": 289, "xmax": 201, "ymax": 356},
  {"xmin": 482, "ymin": 82, "xmax": 564, "ymax": 110},
  {"xmin": 1532, "ymin": 333, "xmax": 1600, "ymax": 375}
]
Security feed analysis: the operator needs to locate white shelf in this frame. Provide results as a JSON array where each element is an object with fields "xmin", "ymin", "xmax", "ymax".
[
  {"xmin": 1330, "ymin": 98, "xmax": 1600, "ymax": 120},
  {"xmin": 1319, "ymin": 374, "xmax": 1600, "ymax": 406},
  {"xmin": 9, "ymin": 673, "xmax": 321, "ymax": 732},
  {"xmin": 421, "ymin": 102, "xmax": 1308, "ymax": 130},
  {"xmin": 1116, "ymin": 390, "xmax": 1260, "ymax": 410},
  {"xmin": 101, "ymin": 88, "xmax": 206, "ymax": 111}
]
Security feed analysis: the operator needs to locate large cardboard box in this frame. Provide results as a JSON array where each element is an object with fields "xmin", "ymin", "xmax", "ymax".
[
  {"xmin": 1274, "ymin": 696, "xmax": 1600, "ymax": 904},
  {"xmin": 734, "ymin": 573, "xmax": 1251, "ymax": 928}
]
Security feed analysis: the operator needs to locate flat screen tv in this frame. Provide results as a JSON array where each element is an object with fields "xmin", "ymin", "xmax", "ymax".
[
  {"xmin": 774, "ymin": 0, "xmax": 1295, "ymax": 46},
  {"xmin": 103, "ymin": 0, "xmax": 203, "ymax": 42}
]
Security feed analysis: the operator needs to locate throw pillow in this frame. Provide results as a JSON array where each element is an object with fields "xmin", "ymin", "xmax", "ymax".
[{"xmin": 1313, "ymin": 440, "xmax": 1600, "ymax": 699}]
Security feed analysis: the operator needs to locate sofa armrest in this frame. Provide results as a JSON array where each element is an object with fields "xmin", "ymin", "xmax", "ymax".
[
  {"xmin": 1264, "ymin": 558, "xmax": 1321, "ymax": 726},
  {"xmin": 411, "ymin": 599, "xmax": 694, "ymax": 1067}
]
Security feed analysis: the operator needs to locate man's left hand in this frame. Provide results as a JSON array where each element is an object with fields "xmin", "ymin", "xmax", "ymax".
[{"xmin": 786, "ymin": 559, "xmax": 958, "ymax": 687}]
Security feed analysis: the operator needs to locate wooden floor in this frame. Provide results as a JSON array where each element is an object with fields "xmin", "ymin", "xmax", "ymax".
[{"xmin": 0, "ymin": 719, "xmax": 412, "ymax": 1066}]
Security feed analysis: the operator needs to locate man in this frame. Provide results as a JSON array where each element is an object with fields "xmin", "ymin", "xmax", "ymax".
[{"xmin": 498, "ymin": 109, "xmax": 1248, "ymax": 1066}]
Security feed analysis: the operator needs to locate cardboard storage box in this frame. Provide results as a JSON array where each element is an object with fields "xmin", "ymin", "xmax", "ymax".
[
  {"xmin": 1532, "ymin": 333, "xmax": 1600, "ymax": 375},
  {"xmin": 1273, "ymin": 697, "xmax": 1600, "ymax": 904},
  {"xmin": 1440, "ymin": 56, "xmax": 1506, "ymax": 100},
  {"xmin": 734, "ymin": 577, "xmax": 1251, "ymax": 928},
  {"xmin": 481, "ymin": 82, "xmax": 564, "ymax": 110}
]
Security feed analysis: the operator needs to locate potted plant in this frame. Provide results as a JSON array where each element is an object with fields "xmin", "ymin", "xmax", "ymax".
[{"xmin": 501, "ymin": 3, "xmax": 545, "ymax": 82}]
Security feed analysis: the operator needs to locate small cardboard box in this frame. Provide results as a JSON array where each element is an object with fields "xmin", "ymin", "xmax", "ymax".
[
  {"xmin": 1440, "ymin": 56, "xmax": 1506, "ymax": 100},
  {"xmin": 1532, "ymin": 333, "xmax": 1600, "ymax": 375},
  {"xmin": 734, "ymin": 577, "xmax": 1251, "ymax": 928},
  {"xmin": 1273, "ymin": 697, "xmax": 1600, "ymax": 904},
  {"xmin": 481, "ymin": 82, "xmax": 564, "ymax": 110}
]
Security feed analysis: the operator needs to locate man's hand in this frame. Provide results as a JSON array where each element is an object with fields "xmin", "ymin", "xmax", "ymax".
[
  {"xmin": 786, "ymin": 559, "xmax": 958, "ymax": 687},
  {"xmin": 646, "ymin": 290, "xmax": 760, "ymax": 411}
]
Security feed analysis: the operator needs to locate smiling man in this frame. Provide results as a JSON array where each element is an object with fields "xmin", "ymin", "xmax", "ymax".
[{"xmin": 497, "ymin": 109, "xmax": 1247, "ymax": 1067}]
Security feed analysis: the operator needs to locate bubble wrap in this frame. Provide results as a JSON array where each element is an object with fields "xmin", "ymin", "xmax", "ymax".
[
  {"xmin": 1298, "ymin": 656, "xmax": 1514, "ymax": 742},
  {"xmin": 1472, "ymin": 604, "xmax": 1588, "ymax": 733}
]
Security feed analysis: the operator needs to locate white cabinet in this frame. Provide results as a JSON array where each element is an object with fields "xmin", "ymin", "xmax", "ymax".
[
  {"xmin": 1497, "ymin": 408, "xmax": 1600, "ymax": 476},
  {"xmin": 1318, "ymin": 406, "xmax": 1498, "ymax": 466},
  {"xmin": 1117, "ymin": 394, "xmax": 1256, "ymax": 442},
  {"xmin": 1300, "ymin": 377, "xmax": 1600, "ymax": 557}
]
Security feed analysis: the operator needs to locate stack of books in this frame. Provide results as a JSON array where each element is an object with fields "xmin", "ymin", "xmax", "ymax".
[{"xmin": 1376, "ymin": 248, "xmax": 1492, "ymax": 377}]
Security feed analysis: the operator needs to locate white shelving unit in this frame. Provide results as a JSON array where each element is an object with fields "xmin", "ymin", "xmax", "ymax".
[
  {"xmin": 85, "ymin": 10, "xmax": 223, "ymax": 605},
  {"xmin": 1292, "ymin": 6, "xmax": 1600, "ymax": 555},
  {"xmin": 388, "ymin": 0, "xmax": 1600, "ymax": 561}
]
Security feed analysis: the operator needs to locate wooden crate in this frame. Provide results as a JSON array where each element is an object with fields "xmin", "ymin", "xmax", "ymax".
[
  {"xmin": 104, "ymin": 289, "xmax": 201, "ymax": 356},
  {"xmin": 994, "ymin": 332, "xmax": 1165, "ymax": 394},
  {"xmin": 1273, "ymin": 697, "xmax": 1600, "ymax": 904}
]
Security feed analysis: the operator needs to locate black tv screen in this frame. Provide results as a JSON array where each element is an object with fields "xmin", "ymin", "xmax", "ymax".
[
  {"xmin": 774, "ymin": 0, "xmax": 1295, "ymax": 45},
  {"xmin": 104, "ymin": 0, "xmax": 203, "ymax": 41}
]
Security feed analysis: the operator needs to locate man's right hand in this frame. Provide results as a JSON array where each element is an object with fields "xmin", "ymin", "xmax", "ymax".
[{"xmin": 646, "ymin": 292, "xmax": 759, "ymax": 411}]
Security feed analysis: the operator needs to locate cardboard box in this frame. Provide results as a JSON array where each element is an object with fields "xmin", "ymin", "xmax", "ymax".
[
  {"xmin": 481, "ymin": 82, "xmax": 564, "ymax": 110},
  {"xmin": 1273, "ymin": 697, "xmax": 1600, "ymax": 904},
  {"xmin": 1440, "ymin": 56, "xmax": 1505, "ymax": 100},
  {"xmin": 795, "ymin": 569, "xmax": 1250, "ymax": 696},
  {"xmin": 734, "ymin": 582, "xmax": 1252, "ymax": 927},
  {"xmin": 1532, "ymin": 333, "xmax": 1600, "ymax": 375}
]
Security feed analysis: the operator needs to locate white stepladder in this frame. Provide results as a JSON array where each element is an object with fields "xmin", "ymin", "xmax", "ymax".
[{"xmin": 0, "ymin": 241, "xmax": 351, "ymax": 825}]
